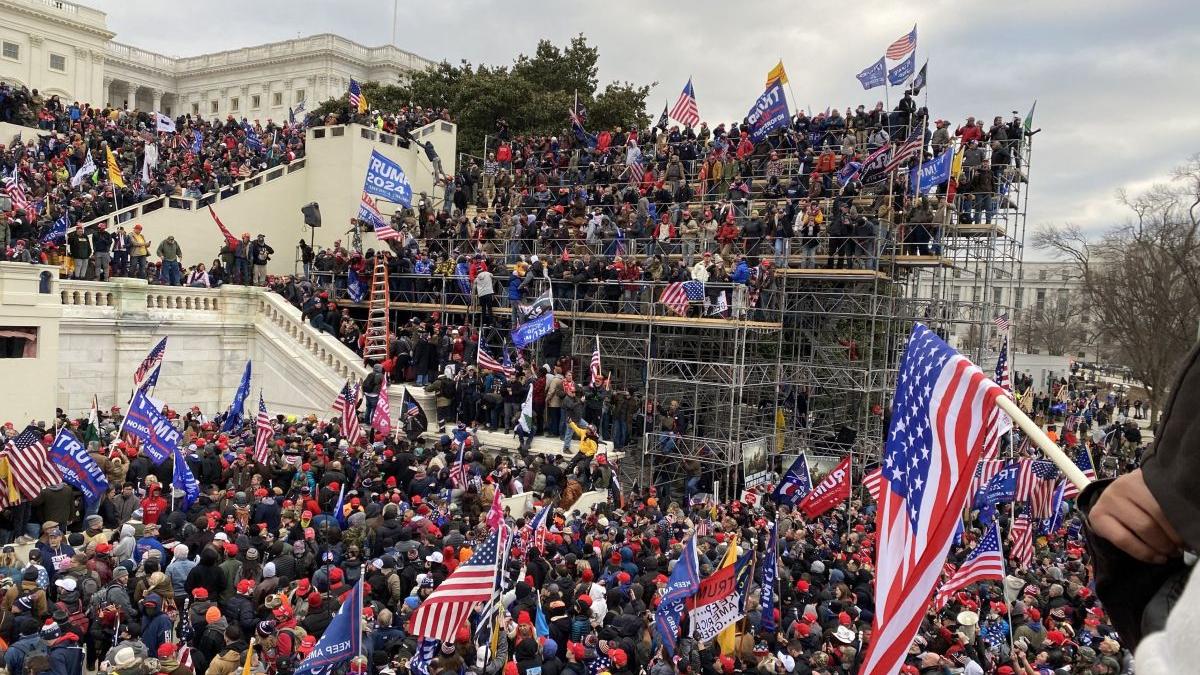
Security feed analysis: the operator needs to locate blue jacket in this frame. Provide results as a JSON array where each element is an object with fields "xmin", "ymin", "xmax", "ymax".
[
  {"xmin": 5, "ymin": 634, "xmax": 44, "ymax": 675},
  {"xmin": 730, "ymin": 261, "xmax": 751, "ymax": 284},
  {"xmin": 508, "ymin": 274, "xmax": 523, "ymax": 302}
]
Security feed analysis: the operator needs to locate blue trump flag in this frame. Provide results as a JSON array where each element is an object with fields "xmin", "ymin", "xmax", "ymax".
[
  {"xmin": 910, "ymin": 146, "xmax": 953, "ymax": 194},
  {"xmin": 191, "ymin": 130, "xmax": 203, "ymax": 154},
  {"xmin": 46, "ymin": 429, "xmax": 108, "ymax": 507},
  {"xmin": 242, "ymin": 123, "xmax": 263, "ymax": 152},
  {"xmin": 746, "ymin": 82, "xmax": 790, "ymax": 144},
  {"xmin": 772, "ymin": 453, "xmax": 812, "ymax": 506},
  {"xmin": 172, "ymin": 442, "xmax": 200, "ymax": 510},
  {"xmin": 121, "ymin": 390, "xmax": 179, "ymax": 465},
  {"xmin": 41, "ymin": 214, "xmax": 69, "ymax": 244},
  {"xmin": 221, "ymin": 360, "xmax": 253, "ymax": 433},
  {"xmin": 857, "ymin": 57, "xmax": 887, "ymax": 90},
  {"xmin": 295, "ymin": 579, "xmax": 363, "ymax": 675},
  {"xmin": 888, "ymin": 51, "xmax": 916, "ymax": 86},
  {"xmin": 761, "ymin": 520, "xmax": 779, "ymax": 633},
  {"xmin": 974, "ymin": 462, "xmax": 1020, "ymax": 523},
  {"xmin": 511, "ymin": 310, "xmax": 556, "ymax": 348},
  {"xmin": 653, "ymin": 534, "xmax": 700, "ymax": 656},
  {"xmin": 364, "ymin": 149, "xmax": 413, "ymax": 207},
  {"xmin": 347, "ymin": 267, "xmax": 366, "ymax": 303}
]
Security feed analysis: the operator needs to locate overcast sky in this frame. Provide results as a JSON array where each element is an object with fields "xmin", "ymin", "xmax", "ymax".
[{"xmin": 90, "ymin": 0, "xmax": 1199, "ymax": 247}]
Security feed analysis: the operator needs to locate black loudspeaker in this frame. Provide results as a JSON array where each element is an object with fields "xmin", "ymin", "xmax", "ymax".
[{"xmin": 301, "ymin": 202, "xmax": 322, "ymax": 227}]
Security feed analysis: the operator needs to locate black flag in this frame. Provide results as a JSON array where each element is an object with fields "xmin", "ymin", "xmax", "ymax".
[
  {"xmin": 657, "ymin": 102, "xmax": 669, "ymax": 130},
  {"xmin": 401, "ymin": 388, "xmax": 428, "ymax": 436},
  {"xmin": 912, "ymin": 61, "xmax": 928, "ymax": 96}
]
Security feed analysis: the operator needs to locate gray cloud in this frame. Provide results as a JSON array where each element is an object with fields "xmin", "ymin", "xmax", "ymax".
[{"xmin": 88, "ymin": 0, "xmax": 1200, "ymax": 244}]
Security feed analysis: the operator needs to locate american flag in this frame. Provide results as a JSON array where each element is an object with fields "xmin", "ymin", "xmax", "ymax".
[
  {"xmin": 1016, "ymin": 459, "xmax": 1059, "ymax": 518},
  {"xmin": 3, "ymin": 168, "xmax": 30, "ymax": 211},
  {"xmin": 669, "ymin": 78, "xmax": 701, "ymax": 128},
  {"xmin": 661, "ymin": 280, "xmax": 705, "ymax": 316},
  {"xmin": 994, "ymin": 314, "xmax": 1010, "ymax": 334},
  {"xmin": 348, "ymin": 78, "xmax": 364, "ymax": 111},
  {"xmin": 994, "ymin": 337, "xmax": 1011, "ymax": 392},
  {"xmin": 3, "ymin": 426, "xmax": 62, "ymax": 501},
  {"xmin": 372, "ymin": 375, "xmax": 392, "ymax": 436},
  {"xmin": 1009, "ymin": 512, "xmax": 1034, "ymax": 567},
  {"xmin": 1061, "ymin": 447, "xmax": 1097, "ymax": 500},
  {"xmin": 520, "ymin": 504, "xmax": 551, "ymax": 557},
  {"xmin": 967, "ymin": 459, "xmax": 1009, "ymax": 503},
  {"xmin": 933, "ymin": 523, "xmax": 1006, "ymax": 609},
  {"xmin": 477, "ymin": 346, "xmax": 514, "ymax": 378},
  {"xmin": 885, "ymin": 25, "xmax": 918, "ymax": 60},
  {"xmin": 448, "ymin": 441, "xmax": 469, "ymax": 489},
  {"xmin": 625, "ymin": 143, "xmax": 643, "ymax": 181},
  {"xmin": 402, "ymin": 389, "xmax": 428, "ymax": 434},
  {"xmin": 589, "ymin": 335, "xmax": 602, "ymax": 387},
  {"xmin": 133, "ymin": 337, "xmax": 167, "ymax": 392},
  {"xmin": 359, "ymin": 192, "xmax": 401, "ymax": 241},
  {"xmin": 333, "ymin": 381, "xmax": 361, "ymax": 445},
  {"xmin": 253, "ymin": 392, "xmax": 272, "ymax": 465},
  {"xmin": 860, "ymin": 324, "xmax": 1010, "ymax": 675},
  {"xmin": 407, "ymin": 526, "xmax": 509, "ymax": 642},
  {"xmin": 882, "ymin": 129, "xmax": 925, "ymax": 173},
  {"xmin": 863, "ymin": 467, "xmax": 883, "ymax": 502}
]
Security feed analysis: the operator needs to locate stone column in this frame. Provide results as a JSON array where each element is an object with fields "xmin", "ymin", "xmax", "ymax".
[
  {"xmin": 27, "ymin": 36, "xmax": 43, "ymax": 88},
  {"xmin": 93, "ymin": 53, "xmax": 106, "ymax": 106},
  {"xmin": 103, "ymin": 76, "xmax": 114, "ymax": 107},
  {"xmin": 149, "ymin": 88, "xmax": 162, "ymax": 114},
  {"xmin": 74, "ymin": 48, "xmax": 89, "ymax": 103},
  {"xmin": 124, "ymin": 82, "xmax": 137, "ymax": 110}
]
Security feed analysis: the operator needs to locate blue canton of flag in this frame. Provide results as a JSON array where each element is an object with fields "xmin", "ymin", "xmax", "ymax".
[
  {"xmin": 772, "ymin": 453, "xmax": 812, "ymax": 506},
  {"xmin": 191, "ymin": 130, "xmax": 203, "ymax": 154},
  {"xmin": 683, "ymin": 280, "xmax": 705, "ymax": 301}
]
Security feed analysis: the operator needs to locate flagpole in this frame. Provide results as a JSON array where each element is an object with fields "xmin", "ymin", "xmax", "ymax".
[
  {"xmin": 995, "ymin": 396, "xmax": 1089, "ymax": 490},
  {"xmin": 996, "ymin": 520, "xmax": 1015, "ymax": 651}
]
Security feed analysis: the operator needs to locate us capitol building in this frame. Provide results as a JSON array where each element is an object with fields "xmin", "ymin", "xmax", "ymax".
[{"xmin": 0, "ymin": 0, "xmax": 433, "ymax": 119}]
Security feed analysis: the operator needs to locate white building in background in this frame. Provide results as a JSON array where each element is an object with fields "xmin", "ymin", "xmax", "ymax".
[
  {"xmin": 917, "ymin": 260, "xmax": 1101, "ymax": 360},
  {"xmin": 0, "ymin": 0, "xmax": 433, "ymax": 119}
]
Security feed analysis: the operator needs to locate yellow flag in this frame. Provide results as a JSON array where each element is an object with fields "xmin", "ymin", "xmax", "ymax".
[
  {"xmin": 950, "ymin": 144, "xmax": 965, "ymax": 180},
  {"xmin": 241, "ymin": 637, "xmax": 255, "ymax": 675},
  {"xmin": 716, "ymin": 534, "xmax": 740, "ymax": 655},
  {"xmin": 774, "ymin": 407, "xmax": 786, "ymax": 452},
  {"xmin": 766, "ymin": 60, "xmax": 788, "ymax": 88},
  {"xmin": 0, "ymin": 457, "xmax": 21, "ymax": 505},
  {"xmin": 105, "ymin": 146, "xmax": 125, "ymax": 189},
  {"xmin": 358, "ymin": 93, "xmax": 369, "ymax": 114}
]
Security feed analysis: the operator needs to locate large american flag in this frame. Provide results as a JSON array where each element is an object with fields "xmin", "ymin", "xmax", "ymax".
[
  {"xmin": 253, "ymin": 392, "xmax": 272, "ymax": 465},
  {"xmin": 1016, "ymin": 459, "xmax": 1059, "ymax": 518},
  {"xmin": 669, "ymin": 78, "xmax": 701, "ymax": 128},
  {"xmin": 861, "ymin": 324, "xmax": 1010, "ymax": 675},
  {"xmin": 933, "ymin": 522, "xmax": 1006, "ymax": 609},
  {"xmin": 1009, "ymin": 512, "xmax": 1034, "ymax": 567},
  {"xmin": 994, "ymin": 337, "xmax": 1011, "ymax": 392},
  {"xmin": 3, "ymin": 168, "xmax": 30, "ymax": 211},
  {"xmin": 661, "ymin": 280, "xmax": 705, "ymax": 316},
  {"xmin": 882, "ymin": 130, "xmax": 925, "ymax": 173},
  {"xmin": 3, "ymin": 426, "xmax": 61, "ymax": 501},
  {"xmin": 133, "ymin": 337, "xmax": 168, "ymax": 392},
  {"xmin": 348, "ymin": 78, "xmax": 364, "ymax": 111},
  {"xmin": 407, "ymin": 525, "xmax": 509, "ymax": 642},
  {"xmin": 476, "ymin": 346, "xmax": 514, "ymax": 378},
  {"xmin": 886, "ymin": 25, "xmax": 918, "ymax": 60},
  {"xmin": 589, "ymin": 335, "xmax": 602, "ymax": 387}
]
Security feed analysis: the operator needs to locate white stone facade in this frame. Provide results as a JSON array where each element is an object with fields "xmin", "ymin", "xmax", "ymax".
[{"xmin": 0, "ymin": 0, "xmax": 433, "ymax": 118}]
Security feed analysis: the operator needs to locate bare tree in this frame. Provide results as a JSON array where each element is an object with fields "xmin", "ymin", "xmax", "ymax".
[
  {"xmin": 1034, "ymin": 154, "xmax": 1200, "ymax": 425},
  {"xmin": 1021, "ymin": 297, "xmax": 1092, "ymax": 357}
]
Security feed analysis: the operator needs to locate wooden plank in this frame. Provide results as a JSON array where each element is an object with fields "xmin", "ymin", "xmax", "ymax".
[{"xmin": 378, "ymin": 301, "xmax": 781, "ymax": 329}]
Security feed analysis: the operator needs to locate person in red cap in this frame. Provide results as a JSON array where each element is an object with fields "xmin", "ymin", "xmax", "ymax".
[{"xmin": 223, "ymin": 578, "xmax": 257, "ymax": 636}]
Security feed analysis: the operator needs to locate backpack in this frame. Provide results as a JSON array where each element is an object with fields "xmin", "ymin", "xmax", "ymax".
[
  {"xmin": 90, "ymin": 584, "xmax": 125, "ymax": 630},
  {"xmin": 56, "ymin": 599, "xmax": 89, "ymax": 636},
  {"xmin": 22, "ymin": 641, "xmax": 50, "ymax": 675}
]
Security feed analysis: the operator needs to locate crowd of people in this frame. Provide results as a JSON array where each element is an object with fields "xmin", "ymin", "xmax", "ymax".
[{"xmin": 0, "ymin": 371, "xmax": 1154, "ymax": 675}]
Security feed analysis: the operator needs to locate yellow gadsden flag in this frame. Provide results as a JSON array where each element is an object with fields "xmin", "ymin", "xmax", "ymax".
[
  {"xmin": 105, "ymin": 145, "xmax": 125, "ymax": 189},
  {"xmin": 716, "ymin": 534, "xmax": 740, "ymax": 655},
  {"xmin": 766, "ymin": 60, "xmax": 788, "ymax": 88}
]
